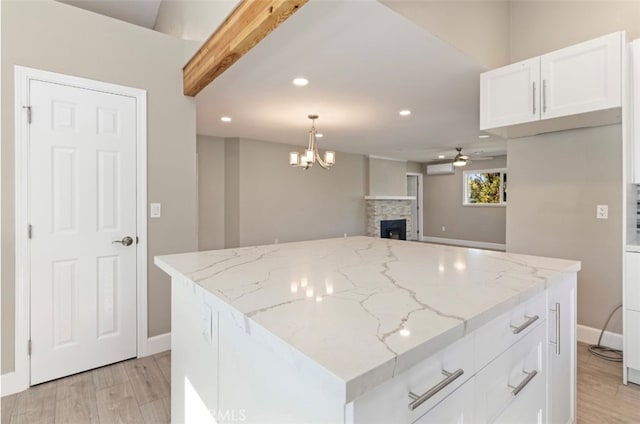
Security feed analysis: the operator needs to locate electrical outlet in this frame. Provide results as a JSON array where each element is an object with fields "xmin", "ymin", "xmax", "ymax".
[
  {"xmin": 441, "ymin": 226, "xmax": 446, "ymax": 232},
  {"xmin": 596, "ymin": 205, "xmax": 608, "ymax": 219}
]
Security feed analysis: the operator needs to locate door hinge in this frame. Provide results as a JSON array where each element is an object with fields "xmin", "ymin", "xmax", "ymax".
[
  {"xmin": 28, "ymin": 339, "xmax": 32, "ymax": 356},
  {"xmin": 27, "ymin": 224, "xmax": 32, "ymax": 239},
  {"xmin": 23, "ymin": 106, "xmax": 32, "ymax": 124}
]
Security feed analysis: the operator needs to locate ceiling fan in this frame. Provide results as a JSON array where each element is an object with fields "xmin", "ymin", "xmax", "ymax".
[{"xmin": 452, "ymin": 147, "xmax": 469, "ymax": 167}]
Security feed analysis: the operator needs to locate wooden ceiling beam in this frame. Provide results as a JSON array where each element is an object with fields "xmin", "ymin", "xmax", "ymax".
[{"xmin": 183, "ymin": 0, "xmax": 308, "ymax": 97}]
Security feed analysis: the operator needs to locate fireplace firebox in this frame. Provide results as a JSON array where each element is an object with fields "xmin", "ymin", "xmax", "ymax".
[{"xmin": 380, "ymin": 219, "xmax": 407, "ymax": 240}]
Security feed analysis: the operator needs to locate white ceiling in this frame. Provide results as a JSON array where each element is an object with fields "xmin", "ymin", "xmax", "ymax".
[
  {"xmin": 56, "ymin": 0, "xmax": 507, "ymax": 162},
  {"xmin": 57, "ymin": 0, "xmax": 161, "ymax": 29},
  {"xmin": 196, "ymin": 0, "xmax": 506, "ymax": 162}
]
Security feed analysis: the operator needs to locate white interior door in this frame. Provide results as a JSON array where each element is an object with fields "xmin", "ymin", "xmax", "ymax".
[{"xmin": 29, "ymin": 79, "xmax": 138, "ymax": 385}]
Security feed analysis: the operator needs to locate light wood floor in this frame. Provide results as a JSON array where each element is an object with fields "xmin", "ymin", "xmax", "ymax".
[
  {"xmin": 2, "ymin": 344, "xmax": 639, "ymax": 423},
  {"xmin": 1, "ymin": 351, "xmax": 170, "ymax": 424}
]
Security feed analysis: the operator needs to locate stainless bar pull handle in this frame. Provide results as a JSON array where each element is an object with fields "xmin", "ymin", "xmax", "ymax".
[
  {"xmin": 549, "ymin": 302, "xmax": 561, "ymax": 355},
  {"xmin": 408, "ymin": 368, "xmax": 464, "ymax": 411},
  {"xmin": 532, "ymin": 81, "xmax": 537, "ymax": 114},
  {"xmin": 509, "ymin": 370, "xmax": 538, "ymax": 396},
  {"xmin": 511, "ymin": 314, "xmax": 539, "ymax": 334},
  {"xmin": 542, "ymin": 79, "xmax": 547, "ymax": 113}
]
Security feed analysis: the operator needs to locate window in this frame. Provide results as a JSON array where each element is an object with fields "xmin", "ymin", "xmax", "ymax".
[{"xmin": 463, "ymin": 168, "xmax": 507, "ymax": 206}]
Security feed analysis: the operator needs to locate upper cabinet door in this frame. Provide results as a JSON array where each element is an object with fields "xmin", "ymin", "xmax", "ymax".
[
  {"xmin": 541, "ymin": 32, "xmax": 622, "ymax": 120},
  {"xmin": 480, "ymin": 57, "xmax": 540, "ymax": 130}
]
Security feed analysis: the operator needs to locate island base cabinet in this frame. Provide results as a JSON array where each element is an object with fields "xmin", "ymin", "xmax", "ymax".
[
  {"xmin": 475, "ymin": 323, "xmax": 547, "ymax": 424},
  {"xmin": 216, "ymin": 312, "xmax": 345, "ymax": 424},
  {"xmin": 414, "ymin": 378, "xmax": 476, "ymax": 424},
  {"xmin": 171, "ymin": 278, "xmax": 219, "ymax": 424},
  {"xmin": 547, "ymin": 274, "xmax": 577, "ymax": 424}
]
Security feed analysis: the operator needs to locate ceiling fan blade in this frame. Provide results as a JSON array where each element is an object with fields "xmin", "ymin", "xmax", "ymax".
[{"xmin": 471, "ymin": 156, "xmax": 495, "ymax": 161}]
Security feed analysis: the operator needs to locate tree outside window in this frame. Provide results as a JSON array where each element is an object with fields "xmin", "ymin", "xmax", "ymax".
[{"xmin": 463, "ymin": 168, "xmax": 507, "ymax": 206}]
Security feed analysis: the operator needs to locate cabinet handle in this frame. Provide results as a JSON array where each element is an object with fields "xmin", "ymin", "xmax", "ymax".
[
  {"xmin": 532, "ymin": 81, "xmax": 536, "ymax": 114},
  {"xmin": 510, "ymin": 314, "xmax": 539, "ymax": 334},
  {"xmin": 408, "ymin": 368, "xmax": 464, "ymax": 411},
  {"xmin": 549, "ymin": 302, "xmax": 561, "ymax": 355},
  {"xmin": 542, "ymin": 79, "xmax": 547, "ymax": 113},
  {"xmin": 509, "ymin": 370, "xmax": 538, "ymax": 396}
]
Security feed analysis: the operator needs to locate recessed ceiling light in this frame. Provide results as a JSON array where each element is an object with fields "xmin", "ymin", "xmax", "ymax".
[
  {"xmin": 478, "ymin": 134, "xmax": 490, "ymax": 139},
  {"xmin": 438, "ymin": 155, "xmax": 445, "ymax": 159},
  {"xmin": 399, "ymin": 110, "xmax": 411, "ymax": 116},
  {"xmin": 292, "ymin": 78, "xmax": 309, "ymax": 86},
  {"xmin": 316, "ymin": 133, "xmax": 323, "ymax": 138},
  {"xmin": 220, "ymin": 116, "xmax": 232, "ymax": 122},
  {"xmin": 400, "ymin": 328, "xmax": 411, "ymax": 337}
]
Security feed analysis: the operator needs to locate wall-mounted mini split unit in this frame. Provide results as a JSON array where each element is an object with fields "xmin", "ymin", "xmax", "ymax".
[{"xmin": 425, "ymin": 162, "xmax": 455, "ymax": 175}]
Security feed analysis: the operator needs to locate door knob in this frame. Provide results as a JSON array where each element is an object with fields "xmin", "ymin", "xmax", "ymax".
[{"xmin": 113, "ymin": 236, "xmax": 134, "ymax": 247}]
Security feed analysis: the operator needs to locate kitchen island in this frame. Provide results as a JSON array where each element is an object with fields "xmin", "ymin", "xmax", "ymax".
[{"xmin": 155, "ymin": 236, "xmax": 580, "ymax": 424}]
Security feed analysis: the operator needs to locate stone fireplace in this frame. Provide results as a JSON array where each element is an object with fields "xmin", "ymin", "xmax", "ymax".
[{"xmin": 365, "ymin": 196, "xmax": 413, "ymax": 240}]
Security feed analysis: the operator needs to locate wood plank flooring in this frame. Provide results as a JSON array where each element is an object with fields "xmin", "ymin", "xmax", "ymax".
[
  {"xmin": 2, "ymin": 344, "xmax": 639, "ymax": 423},
  {"xmin": 1, "ymin": 351, "xmax": 170, "ymax": 424}
]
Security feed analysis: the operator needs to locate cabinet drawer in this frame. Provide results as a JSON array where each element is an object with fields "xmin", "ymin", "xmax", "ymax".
[
  {"xmin": 627, "ymin": 310, "xmax": 640, "ymax": 371},
  {"xmin": 351, "ymin": 333, "xmax": 474, "ymax": 424},
  {"xmin": 475, "ymin": 292, "xmax": 546, "ymax": 370},
  {"xmin": 475, "ymin": 323, "xmax": 546, "ymax": 423},
  {"xmin": 414, "ymin": 377, "xmax": 476, "ymax": 424},
  {"xmin": 625, "ymin": 252, "xmax": 640, "ymax": 311}
]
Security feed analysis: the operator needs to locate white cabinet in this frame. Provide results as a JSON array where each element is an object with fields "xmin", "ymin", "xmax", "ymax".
[
  {"xmin": 631, "ymin": 40, "xmax": 640, "ymax": 184},
  {"xmin": 475, "ymin": 323, "xmax": 546, "ymax": 423},
  {"xmin": 624, "ymin": 251, "xmax": 640, "ymax": 384},
  {"xmin": 541, "ymin": 32, "xmax": 622, "ymax": 119},
  {"xmin": 625, "ymin": 251, "xmax": 640, "ymax": 311},
  {"xmin": 414, "ymin": 379, "xmax": 476, "ymax": 424},
  {"xmin": 480, "ymin": 32, "xmax": 623, "ymax": 137},
  {"xmin": 480, "ymin": 58, "xmax": 540, "ymax": 129},
  {"xmin": 547, "ymin": 274, "xmax": 577, "ymax": 424}
]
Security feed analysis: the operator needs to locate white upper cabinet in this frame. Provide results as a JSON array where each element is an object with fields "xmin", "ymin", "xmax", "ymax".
[
  {"xmin": 480, "ymin": 32, "xmax": 624, "ymax": 137},
  {"xmin": 480, "ymin": 58, "xmax": 540, "ymax": 130},
  {"xmin": 541, "ymin": 32, "xmax": 622, "ymax": 119}
]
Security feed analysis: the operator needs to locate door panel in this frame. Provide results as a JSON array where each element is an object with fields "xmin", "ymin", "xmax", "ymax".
[{"xmin": 29, "ymin": 79, "xmax": 137, "ymax": 385}]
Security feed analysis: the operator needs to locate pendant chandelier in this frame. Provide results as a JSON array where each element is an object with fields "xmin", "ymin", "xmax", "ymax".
[{"xmin": 289, "ymin": 114, "xmax": 335, "ymax": 170}]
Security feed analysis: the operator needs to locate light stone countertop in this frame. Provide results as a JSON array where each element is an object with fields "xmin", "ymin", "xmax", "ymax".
[{"xmin": 155, "ymin": 236, "xmax": 580, "ymax": 402}]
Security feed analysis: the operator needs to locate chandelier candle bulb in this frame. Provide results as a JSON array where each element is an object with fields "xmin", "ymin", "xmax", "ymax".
[
  {"xmin": 289, "ymin": 151, "xmax": 300, "ymax": 166},
  {"xmin": 325, "ymin": 151, "xmax": 335, "ymax": 165}
]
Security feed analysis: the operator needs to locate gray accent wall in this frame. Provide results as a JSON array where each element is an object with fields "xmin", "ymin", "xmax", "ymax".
[
  {"xmin": 368, "ymin": 157, "xmax": 408, "ymax": 196},
  {"xmin": 197, "ymin": 136, "xmax": 368, "ymax": 250},
  {"xmin": 506, "ymin": 126, "xmax": 623, "ymax": 333},
  {"xmin": 422, "ymin": 156, "xmax": 507, "ymax": 244},
  {"xmin": 197, "ymin": 136, "xmax": 226, "ymax": 251},
  {"xmin": 1, "ymin": 0, "xmax": 197, "ymax": 374}
]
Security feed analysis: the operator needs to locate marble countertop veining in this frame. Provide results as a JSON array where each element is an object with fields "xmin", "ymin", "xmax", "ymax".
[{"xmin": 155, "ymin": 236, "xmax": 580, "ymax": 402}]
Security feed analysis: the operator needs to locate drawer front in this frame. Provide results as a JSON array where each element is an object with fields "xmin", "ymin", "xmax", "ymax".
[
  {"xmin": 475, "ymin": 292, "xmax": 546, "ymax": 370},
  {"xmin": 414, "ymin": 377, "xmax": 476, "ymax": 424},
  {"xmin": 627, "ymin": 310, "xmax": 640, "ymax": 370},
  {"xmin": 475, "ymin": 323, "xmax": 546, "ymax": 423},
  {"xmin": 351, "ymin": 333, "xmax": 474, "ymax": 424}
]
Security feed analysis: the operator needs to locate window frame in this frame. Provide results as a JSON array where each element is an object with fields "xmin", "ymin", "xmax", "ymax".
[{"xmin": 462, "ymin": 167, "xmax": 507, "ymax": 207}]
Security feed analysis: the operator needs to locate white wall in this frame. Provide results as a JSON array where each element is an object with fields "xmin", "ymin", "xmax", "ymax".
[
  {"xmin": 197, "ymin": 136, "xmax": 368, "ymax": 249},
  {"xmin": 1, "ymin": 0, "xmax": 197, "ymax": 373}
]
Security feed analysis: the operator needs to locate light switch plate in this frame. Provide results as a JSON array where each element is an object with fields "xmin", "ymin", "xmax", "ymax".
[
  {"xmin": 596, "ymin": 204, "xmax": 608, "ymax": 219},
  {"xmin": 150, "ymin": 203, "xmax": 161, "ymax": 218}
]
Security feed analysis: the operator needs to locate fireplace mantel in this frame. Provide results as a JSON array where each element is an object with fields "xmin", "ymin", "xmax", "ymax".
[{"xmin": 364, "ymin": 195, "xmax": 416, "ymax": 200}]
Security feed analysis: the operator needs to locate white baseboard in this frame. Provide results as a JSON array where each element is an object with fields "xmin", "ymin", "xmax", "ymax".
[
  {"xmin": 577, "ymin": 324, "xmax": 623, "ymax": 351},
  {"xmin": 421, "ymin": 236, "xmax": 506, "ymax": 251},
  {"xmin": 1, "ymin": 371, "xmax": 26, "ymax": 397},
  {"xmin": 144, "ymin": 332, "xmax": 171, "ymax": 356}
]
